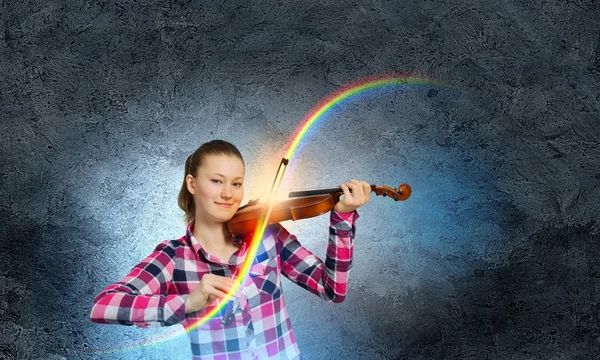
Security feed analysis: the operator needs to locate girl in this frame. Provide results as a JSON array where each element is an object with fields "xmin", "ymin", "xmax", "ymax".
[{"xmin": 90, "ymin": 139, "xmax": 371, "ymax": 360}]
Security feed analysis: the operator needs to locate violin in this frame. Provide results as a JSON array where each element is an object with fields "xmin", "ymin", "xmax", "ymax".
[{"xmin": 226, "ymin": 184, "xmax": 412, "ymax": 235}]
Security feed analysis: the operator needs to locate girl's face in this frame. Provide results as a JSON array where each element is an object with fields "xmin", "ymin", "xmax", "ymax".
[{"xmin": 187, "ymin": 154, "xmax": 245, "ymax": 224}]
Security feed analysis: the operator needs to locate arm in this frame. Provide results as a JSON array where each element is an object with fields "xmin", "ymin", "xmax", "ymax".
[
  {"xmin": 89, "ymin": 240, "xmax": 188, "ymax": 328},
  {"xmin": 279, "ymin": 210, "xmax": 359, "ymax": 303}
]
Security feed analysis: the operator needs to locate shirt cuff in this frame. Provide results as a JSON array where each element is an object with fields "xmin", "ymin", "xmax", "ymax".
[
  {"xmin": 330, "ymin": 210, "xmax": 359, "ymax": 231},
  {"xmin": 329, "ymin": 210, "xmax": 359, "ymax": 249},
  {"xmin": 163, "ymin": 294, "xmax": 188, "ymax": 326}
]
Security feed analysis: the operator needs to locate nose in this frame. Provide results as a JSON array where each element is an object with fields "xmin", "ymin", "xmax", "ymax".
[{"xmin": 221, "ymin": 185, "xmax": 232, "ymax": 199}]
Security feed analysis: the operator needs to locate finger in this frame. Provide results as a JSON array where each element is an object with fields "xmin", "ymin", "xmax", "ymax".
[
  {"xmin": 204, "ymin": 277, "xmax": 233, "ymax": 292},
  {"xmin": 346, "ymin": 179, "xmax": 358, "ymax": 189},
  {"xmin": 346, "ymin": 179, "xmax": 358, "ymax": 191},
  {"xmin": 206, "ymin": 274, "xmax": 236, "ymax": 287},
  {"xmin": 360, "ymin": 184, "xmax": 371, "ymax": 203},
  {"xmin": 201, "ymin": 277, "xmax": 234, "ymax": 296},
  {"xmin": 363, "ymin": 181, "xmax": 372, "ymax": 194},
  {"xmin": 359, "ymin": 181, "xmax": 371, "ymax": 200},
  {"xmin": 219, "ymin": 276, "xmax": 236, "ymax": 286},
  {"xmin": 212, "ymin": 278, "xmax": 236, "ymax": 292},
  {"xmin": 348, "ymin": 180, "xmax": 364, "ymax": 203},
  {"xmin": 339, "ymin": 183, "xmax": 352, "ymax": 202},
  {"xmin": 207, "ymin": 287, "xmax": 230, "ymax": 299}
]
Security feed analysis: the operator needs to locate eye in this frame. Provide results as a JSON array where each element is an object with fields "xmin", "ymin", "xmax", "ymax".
[
  {"xmin": 211, "ymin": 179, "xmax": 222, "ymax": 184},
  {"xmin": 234, "ymin": 182, "xmax": 243, "ymax": 187}
]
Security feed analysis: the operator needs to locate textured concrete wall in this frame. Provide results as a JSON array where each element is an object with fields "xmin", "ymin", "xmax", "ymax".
[{"xmin": 1, "ymin": 1, "xmax": 599, "ymax": 359}]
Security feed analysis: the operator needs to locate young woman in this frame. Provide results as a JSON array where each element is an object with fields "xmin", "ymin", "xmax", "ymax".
[{"xmin": 90, "ymin": 139, "xmax": 371, "ymax": 360}]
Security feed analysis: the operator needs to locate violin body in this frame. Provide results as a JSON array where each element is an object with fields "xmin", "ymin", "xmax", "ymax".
[
  {"xmin": 226, "ymin": 184, "xmax": 411, "ymax": 236},
  {"xmin": 227, "ymin": 195, "xmax": 336, "ymax": 235}
]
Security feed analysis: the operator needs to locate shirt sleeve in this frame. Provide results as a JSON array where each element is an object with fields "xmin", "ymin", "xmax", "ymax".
[
  {"xmin": 89, "ymin": 240, "xmax": 188, "ymax": 328},
  {"xmin": 278, "ymin": 210, "xmax": 359, "ymax": 303}
]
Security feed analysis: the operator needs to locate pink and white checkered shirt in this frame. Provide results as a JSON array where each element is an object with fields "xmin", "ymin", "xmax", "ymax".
[{"xmin": 90, "ymin": 210, "xmax": 358, "ymax": 359}]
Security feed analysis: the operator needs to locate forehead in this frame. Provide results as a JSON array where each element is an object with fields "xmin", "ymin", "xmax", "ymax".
[{"xmin": 198, "ymin": 154, "xmax": 245, "ymax": 176}]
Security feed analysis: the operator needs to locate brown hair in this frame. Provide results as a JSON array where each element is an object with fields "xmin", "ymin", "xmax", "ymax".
[{"xmin": 178, "ymin": 140, "xmax": 244, "ymax": 224}]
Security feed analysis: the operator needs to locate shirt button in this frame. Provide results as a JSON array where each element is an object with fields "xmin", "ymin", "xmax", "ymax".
[
  {"xmin": 247, "ymin": 329, "xmax": 253, "ymax": 336},
  {"xmin": 250, "ymin": 353, "xmax": 255, "ymax": 358}
]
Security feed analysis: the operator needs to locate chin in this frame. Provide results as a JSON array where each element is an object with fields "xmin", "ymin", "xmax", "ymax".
[
  {"xmin": 208, "ymin": 214, "xmax": 231, "ymax": 224},
  {"xmin": 213, "ymin": 209, "xmax": 238, "ymax": 223},
  {"xmin": 222, "ymin": 211, "xmax": 237, "ymax": 221}
]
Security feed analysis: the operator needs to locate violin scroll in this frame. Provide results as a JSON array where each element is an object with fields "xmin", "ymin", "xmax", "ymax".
[{"xmin": 372, "ymin": 184, "xmax": 411, "ymax": 201}]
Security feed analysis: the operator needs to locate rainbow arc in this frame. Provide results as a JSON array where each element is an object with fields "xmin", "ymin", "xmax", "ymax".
[{"xmin": 93, "ymin": 73, "xmax": 451, "ymax": 354}]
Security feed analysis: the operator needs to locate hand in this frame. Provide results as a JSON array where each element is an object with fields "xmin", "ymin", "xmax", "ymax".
[
  {"xmin": 333, "ymin": 179, "xmax": 372, "ymax": 213},
  {"xmin": 185, "ymin": 273, "xmax": 236, "ymax": 314}
]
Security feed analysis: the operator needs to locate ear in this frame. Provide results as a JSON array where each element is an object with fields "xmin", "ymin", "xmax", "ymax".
[{"xmin": 186, "ymin": 174, "xmax": 196, "ymax": 195}]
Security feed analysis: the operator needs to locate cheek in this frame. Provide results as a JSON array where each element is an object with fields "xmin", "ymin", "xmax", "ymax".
[
  {"xmin": 196, "ymin": 184, "xmax": 217, "ymax": 200},
  {"xmin": 235, "ymin": 188, "xmax": 244, "ymax": 200}
]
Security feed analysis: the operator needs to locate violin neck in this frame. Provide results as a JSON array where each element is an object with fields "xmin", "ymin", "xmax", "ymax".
[{"xmin": 288, "ymin": 184, "xmax": 376, "ymax": 198}]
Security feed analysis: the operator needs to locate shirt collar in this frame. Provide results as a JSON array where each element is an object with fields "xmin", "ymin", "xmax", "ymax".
[{"xmin": 185, "ymin": 220, "xmax": 249, "ymax": 266}]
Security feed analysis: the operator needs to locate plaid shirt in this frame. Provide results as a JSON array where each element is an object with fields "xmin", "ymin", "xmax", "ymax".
[{"xmin": 90, "ymin": 210, "xmax": 358, "ymax": 360}]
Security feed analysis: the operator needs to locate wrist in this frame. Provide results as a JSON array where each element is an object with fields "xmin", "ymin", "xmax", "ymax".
[
  {"xmin": 184, "ymin": 295, "xmax": 205, "ymax": 314},
  {"xmin": 333, "ymin": 204, "xmax": 356, "ymax": 213}
]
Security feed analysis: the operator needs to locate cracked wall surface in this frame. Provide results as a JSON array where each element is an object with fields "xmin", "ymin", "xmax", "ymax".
[{"xmin": 1, "ymin": 1, "xmax": 599, "ymax": 359}]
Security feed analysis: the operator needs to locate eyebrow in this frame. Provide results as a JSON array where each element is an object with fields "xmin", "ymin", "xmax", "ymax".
[{"xmin": 211, "ymin": 173, "xmax": 244, "ymax": 181}]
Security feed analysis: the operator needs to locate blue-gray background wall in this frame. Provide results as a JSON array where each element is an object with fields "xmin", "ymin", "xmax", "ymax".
[{"xmin": 1, "ymin": 1, "xmax": 599, "ymax": 359}]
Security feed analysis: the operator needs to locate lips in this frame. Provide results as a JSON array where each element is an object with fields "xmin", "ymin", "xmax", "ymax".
[{"xmin": 215, "ymin": 202, "xmax": 233, "ymax": 208}]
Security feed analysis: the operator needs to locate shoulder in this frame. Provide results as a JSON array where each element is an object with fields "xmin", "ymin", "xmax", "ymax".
[
  {"xmin": 265, "ymin": 223, "xmax": 293, "ymax": 243},
  {"xmin": 150, "ymin": 237, "xmax": 188, "ymax": 260},
  {"xmin": 250, "ymin": 224, "xmax": 294, "ymax": 257}
]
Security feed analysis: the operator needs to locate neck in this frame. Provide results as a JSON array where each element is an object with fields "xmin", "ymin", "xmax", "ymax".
[{"xmin": 192, "ymin": 217, "xmax": 234, "ymax": 250}]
